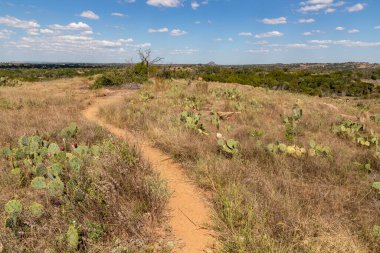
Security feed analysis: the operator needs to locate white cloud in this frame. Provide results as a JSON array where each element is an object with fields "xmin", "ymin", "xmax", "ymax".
[
  {"xmin": 348, "ymin": 29, "xmax": 359, "ymax": 33},
  {"xmin": 303, "ymin": 30, "xmax": 321, "ymax": 36},
  {"xmin": 336, "ymin": 26, "xmax": 345, "ymax": 30},
  {"xmin": 238, "ymin": 32, "xmax": 252, "ymax": 36},
  {"xmin": 261, "ymin": 17, "xmax": 287, "ymax": 25},
  {"xmin": 0, "ymin": 15, "xmax": 40, "ymax": 29},
  {"xmin": 48, "ymin": 22, "xmax": 92, "ymax": 31},
  {"xmin": 246, "ymin": 48, "xmax": 269, "ymax": 53},
  {"xmin": 347, "ymin": 3, "xmax": 364, "ymax": 12},
  {"xmin": 0, "ymin": 29, "xmax": 13, "ymax": 39},
  {"xmin": 148, "ymin": 27, "xmax": 169, "ymax": 33},
  {"xmin": 191, "ymin": 1, "xmax": 200, "ymax": 10},
  {"xmin": 80, "ymin": 10, "xmax": 100, "ymax": 20},
  {"xmin": 325, "ymin": 8, "xmax": 336, "ymax": 13},
  {"xmin": 286, "ymin": 43, "xmax": 328, "ymax": 49},
  {"xmin": 170, "ymin": 48, "xmax": 199, "ymax": 55},
  {"xmin": 308, "ymin": 39, "xmax": 380, "ymax": 47},
  {"xmin": 298, "ymin": 18, "xmax": 315, "ymax": 23},
  {"xmin": 40, "ymin": 29, "xmax": 54, "ymax": 34},
  {"xmin": 298, "ymin": 0, "xmax": 345, "ymax": 13},
  {"xmin": 375, "ymin": 26, "xmax": 380, "ymax": 30},
  {"xmin": 255, "ymin": 31, "xmax": 283, "ymax": 38},
  {"xmin": 246, "ymin": 40, "xmax": 268, "ymax": 45},
  {"xmin": 170, "ymin": 29, "xmax": 187, "ymax": 36},
  {"xmin": 112, "ymin": 12, "xmax": 125, "ymax": 17},
  {"xmin": 147, "ymin": 0, "xmax": 181, "ymax": 7}
]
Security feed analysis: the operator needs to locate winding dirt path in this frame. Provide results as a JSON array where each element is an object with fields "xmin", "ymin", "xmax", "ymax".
[{"xmin": 82, "ymin": 90, "xmax": 216, "ymax": 253}]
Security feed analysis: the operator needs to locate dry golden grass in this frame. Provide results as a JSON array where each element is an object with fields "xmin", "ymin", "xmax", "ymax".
[
  {"xmin": 100, "ymin": 79, "xmax": 380, "ymax": 252},
  {"xmin": 0, "ymin": 78, "xmax": 170, "ymax": 252}
]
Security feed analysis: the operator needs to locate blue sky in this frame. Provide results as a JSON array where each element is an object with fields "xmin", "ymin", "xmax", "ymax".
[{"xmin": 0, "ymin": 0, "xmax": 379, "ymax": 64}]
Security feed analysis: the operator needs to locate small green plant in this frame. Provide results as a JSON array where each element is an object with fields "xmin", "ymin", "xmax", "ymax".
[
  {"xmin": 217, "ymin": 139, "xmax": 240, "ymax": 157},
  {"xmin": 48, "ymin": 143, "xmax": 61, "ymax": 155},
  {"xmin": 373, "ymin": 225, "xmax": 380, "ymax": 237},
  {"xmin": 267, "ymin": 143, "xmax": 306, "ymax": 158},
  {"xmin": 60, "ymin": 122, "xmax": 78, "ymax": 139},
  {"xmin": 87, "ymin": 222, "xmax": 105, "ymax": 241},
  {"xmin": 180, "ymin": 111, "xmax": 207, "ymax": 134},
  {"xmin": 139, "ymin": 91, "xmax": 155, "ymax": 101},
  {"xmin": 333, "ymin": 120, "xmax": 379, "ymax": 150},
  {"xmin": 212, "ymin": 87, "xmax": 243, "ymax": 100},
  {"xmin": 308, "ymin": 140, "xmax": 332, "ymax": 157},
  {"xmin": 371, "ymin": 114, "xmax": 380, "ymax": 124},
  {"xmin": 184, "ymin": 95, "xmax": 202, "ymax": 110},
  {"xmin": 28, "ymin": 202, "xmax": 44, "ymax": 218},
  {"xmin": 210, "ymin": 112, "xmax": 221, "ymax": 130},
  {"xmin": 248, "ymin": 129, "xmax": 263, "ymax": 138},
  {"xmin": 47, "ymin": 177, "xmax": 65, "ymax": 197},
  {"xmin": 66, "ymin": 224, "xmax": 79, "ymax": 250},
  {"xmin": 372, "ymin": 182, "xmax": 380, "ymax": 194},
  {"xmin": 4, "ymin": 199, "xmax": 23, "ymax": 229},
  {"xmin": 5, "ymin": 199, "xmax": 23, "ymax": 217},
  {"xmin": 31, "ymin": 176, "xmax": 47, "ymax": 189},
  {"xmin": 282, "ymin": 104, "xmax": 303, "ymax": 141}
]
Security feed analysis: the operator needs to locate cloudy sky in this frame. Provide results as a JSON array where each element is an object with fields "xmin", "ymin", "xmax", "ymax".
[{"xmin": 0, "ymin": 0, "xmax": 379, "ymax": 64}]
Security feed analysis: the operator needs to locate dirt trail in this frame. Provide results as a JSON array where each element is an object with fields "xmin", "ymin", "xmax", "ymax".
[{"xmin": 82, "ymin": 90, "xmax": 216, "ymax": 253}]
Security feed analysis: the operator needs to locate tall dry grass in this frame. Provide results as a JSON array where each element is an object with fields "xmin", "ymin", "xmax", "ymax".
[
  {"xmin": 100, "ymin": 79, "xmax": 380, "ymax": 252},
  {"xmin": 0, "ymin": 78, "xmax": 170, "ymax": 252}
]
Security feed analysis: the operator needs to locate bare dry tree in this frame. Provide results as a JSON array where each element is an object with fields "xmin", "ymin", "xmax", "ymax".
[{"xmin": 138, "ymin": 48, "xmax": 164, "ymax": 78}]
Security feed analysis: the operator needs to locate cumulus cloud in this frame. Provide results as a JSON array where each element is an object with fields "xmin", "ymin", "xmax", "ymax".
[
  {"xmin": 0, "ymin": 15, "xmax": 40, "ymax": 29},
  {"xmin": 80, "ymin": 10, "xmax": 100, "ymax": 20},
  {"xmin": 286, "ymin": 43, "xmax": 328, "ymax": 49},
  {"xmin": 170, "ymin": 48, "xmax": 199, "ymax": 55},
  {"xmin": 0, "ymin": 29, "xmax": 13, "ymax": 39},
  {"xmin": 112, "ymin": 12, "xmax": 125, "ymax": 17},
  {"xmin": 148, "ymin": 27, "xmax": 169, "ymax": 33},
  {"xmin": 147, "ymin": 0, "xmax": 181, "ymax": 7},
  {"xmin": 303, "ymin": 30, "xmax": 321, "ymax": 36},
  {"xmin": 298, "ymin": 0, "xmax": 345, "ymax": 13},
  {"xmin": 191, "ymin": 1, "xmax": 200, "ymax": 10},
  {"xmin": 238, "ymin": 32, "xmax": 252, "ymax": 36},
  {"xmin": 246, "ymin": 48, "xmax": 270, "ymax": 53},
  {"xmin": 48, "ymin": 22, "xmax": 92, "ymax": 31},
  {"xmin": 255, "ymin": 31, "xmax": 283, "ymax": 38},
  {"xmin": 348, "ymin": 29, "xmax": 359, "ymax": 33},
  {"xmin": 347, "ymin": 3, "xmax": 364, "ymax": 12},
  {"xmin": 308, "ymin": 39, "xmax": 380, "ymax": 47},
  {"xmin": 336, "ymin": 26, "xmax": 345, "ymax": 30},
  {"xmin": 261, "ymin": 17, "xmax": 287, "ymax": 25},
  {"xmin": 170, "ymin": 29, "xmax": 187, "ymax": 36},
  {"xmin": 298, "ymin": 18, "xmax": 315, "ymax": 23}
]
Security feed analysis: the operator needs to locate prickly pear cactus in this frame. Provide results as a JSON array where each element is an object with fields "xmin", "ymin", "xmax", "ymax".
[
  {"xmin": 372, "ymin": 182, "xmax": 380, "ymax": 193},
  {"xmin": 60, "ymin": 122, "xmax": 78, "ymax": 139},
  {"xmin": 28, "ymin": 202, "xmax": 44, "ymax": 218},
  {"xmin": 47, "ymin": 163, "xmax": 63, "ymax": 178},
  {"xmin": 69, "ymin": 156, "xmax": 81, "ymax": 174},
  {"xmin": 5, "ymin": 199, "xmax": 23, "ymax": 217},
  {"xmin": 66, "ymin": 224, "xmax": 79, "ymax": 250},
  {"xmin": 47, "ymin": 177, "xmax": 65, "ymax": 197},
  {"xmin": 48, "ymin": 143, "xmax": 61, "ymax": 155},
  {"xmin": 217, "ymin": 139, "xmax": 240, "ymax": 157},
  {"xmin": 31, "ymin": 176, "xmax": 47, "ymax": 189}
]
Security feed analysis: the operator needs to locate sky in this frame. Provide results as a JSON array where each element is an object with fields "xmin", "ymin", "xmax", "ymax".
[{"xmin": 0, "ymin": 0, "xmax": 379, "ymax": 64}]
